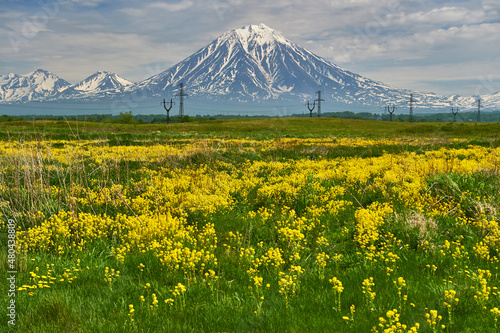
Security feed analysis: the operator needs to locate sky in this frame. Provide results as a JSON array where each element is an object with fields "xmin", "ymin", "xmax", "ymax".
[{"xmin": 1, "ymin": 0, "xmax": 499, "ymax": 97}]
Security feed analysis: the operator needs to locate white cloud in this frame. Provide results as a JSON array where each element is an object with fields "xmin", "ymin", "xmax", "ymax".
[
  {"xmin": 0, "ymin": 29, "xmax": 193, "ymax": 83},
  {"xmin": 1, "ymin": 0, "xmax": 499, "ymax": 96},
  {"xmin": 390, "ymin": 6, "xmax": 490, "ymax": 26},
  {"xmin": 67, "ymin": 0, "xmax": 107, "ymax": 7},
  {"xmin": 481, "ymin": 0, "xmax": 500, "ymax": 11},
  {"xmin": 149, "ymin": 1, "xmax": 194, "ymax": 12}
]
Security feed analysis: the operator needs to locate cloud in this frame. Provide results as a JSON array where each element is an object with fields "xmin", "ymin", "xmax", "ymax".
[
  {"xmin": 0, "ymin": 0, "xmax": 499, "ymax": 96},
  {"xmin": 389, "ymin": 6, "xmax": 490, "ymax": 26},
  {"xmin": 149, "ymin": 1, "xmax": 194, "ymax": 12},
  {"xmin": 358, "ymin": 60, "xmax": 500, "ymax": 97},
  {"xmin": 481, "ymin": 0, "xmax": 500, "ymax": 11},
  {"xmin": 67, "ymin": 0, "xmax": 107, "ymax": 7},
  {"xmin": 340, "ymin": 20, "xmax": 500, "ymax": 96},
  {"xmin": 1, "ymin": 28, "xmax": 193, "ymax": 83},
  {"xmin": 120, "ymin": 1, "xmax": 195, "ymax": 19},
  {"xmin": 118, "ymin": 7, "xmax": 148, "ymax": 18}
]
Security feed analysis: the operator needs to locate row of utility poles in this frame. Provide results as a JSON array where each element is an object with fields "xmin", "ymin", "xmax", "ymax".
[
  {"xmin": 305, "ymin": 92, "xmax": 484, "ymax": 122},
  {"xmin": 384, "ymin": 95, "xmax": 483, "ymax": 122},
  {"xmin": 161, "ymin": 85, "xmax": 484, "ymax": 123}
]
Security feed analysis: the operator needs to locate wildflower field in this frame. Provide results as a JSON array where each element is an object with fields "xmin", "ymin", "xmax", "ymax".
[{"xmin": 1, "ymin": 118, "xmax": 500, "ymax": 332}]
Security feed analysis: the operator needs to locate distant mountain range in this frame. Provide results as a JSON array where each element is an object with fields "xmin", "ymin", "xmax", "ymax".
[
  {"xmin": 1, "ymin": 24, "xmax": 498, "ymax": 112},
  {"xmin": 0, "ymin": 69, "xmax": 133, "ymax": 102}
]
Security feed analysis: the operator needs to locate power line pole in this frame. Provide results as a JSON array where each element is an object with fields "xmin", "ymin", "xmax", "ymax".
[
  {"xmin": 409, "ymin": 94, "xmax": 414, "ymax": 122},
  {"xmin": 161, "ymin": 98, "xmax": 174, "ymax": 123},
  {"xmin": 451, "ymin": 107, "xmax": 459, "ymax": 122},
  {"xmin": 315, "ymin": 90, "xmax": 325, "ymax": 117},
  {"xmin": 387, "ymin": 104, "xmax": 396, "ymax": 121},
  {"xmin": 306, "ymin": 100, "xmax": 315, "ymax": 117},
  {"xmin": 176, "ymin": 83, "xmax": 188, "ymax": 121},
  {"xmin": 477, "ymin": 98, "xmax": 481, "ymax": 122}
]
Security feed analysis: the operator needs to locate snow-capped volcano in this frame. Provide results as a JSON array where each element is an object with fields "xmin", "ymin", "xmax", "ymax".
[
  {"xmin": 133, "ymin": 24, "xmax": 469, "ymax": 109},
  {"xmin": 0, "ymin": 69, "xmax": 71, "ymax": 102},
  {"xmin": 74, "ymin": 71, "xmax": 133, "ymax": 94},
  {"xmin": 136, "ymin": 23, "xmax": 349, "ymax": 100}
]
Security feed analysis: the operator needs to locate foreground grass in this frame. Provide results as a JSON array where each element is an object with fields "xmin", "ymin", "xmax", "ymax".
[
  {"xmin": 1, "ymin": 117, "xmax": 500, "ymax": 140},
  {"xmin": 1, "ymin": 118, "xmax": 500, "ymax": 332}
]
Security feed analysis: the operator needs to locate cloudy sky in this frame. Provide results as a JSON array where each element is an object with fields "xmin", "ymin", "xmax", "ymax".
[{"xmin": 1, "ymin": 0, "xmax": 499, "ymax": 96}]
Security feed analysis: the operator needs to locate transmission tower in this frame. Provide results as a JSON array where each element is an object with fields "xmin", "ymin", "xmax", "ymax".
[
  {"xmin": 477, "ymin": 98, "xmax": 481, "ymax": 122},
  {"xmin": 161, "ymin": 98, "xmax": 175, "ymax": 123},
  {"xmin": 451, "ymin": 107, "xmax": 459, "ymax": 122},
  {"xmin": 175, "ymin": 83, "xmax": 188, "ymax": 121},
  {"xmin": 409, "ymin": 94, "xmax": 414, "ymax": 122},
  {"xmin": 315, "ymin": 91, "xmax": 325, "ymax": 117}
]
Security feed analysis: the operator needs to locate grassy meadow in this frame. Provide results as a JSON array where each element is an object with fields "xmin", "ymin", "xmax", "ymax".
[{"xmin": 1, "ymin": 117, "xmax": 500, "ymax": 332}]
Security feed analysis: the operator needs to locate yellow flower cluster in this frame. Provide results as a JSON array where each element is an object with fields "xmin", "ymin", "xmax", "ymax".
[
  {"xmin": 443, "ymin": 289, "xmax": 458, "ymax": 309},
  {"xmin": 316, "ymin": 252, "xmax": 329, "ymax": 279},
  {"xmin": 491, "ymin": 307, "xmax": 500, "ymax": 328},
  {"xmin": 171, "ymin": 283, "xmax": 187, "ymax": 309},
  {"xmin": 354, "ymin": 202, "xmax": 393, "ymax": 249},
  {"xmin": 278, "ymin": 265, "xmax": 304, "ymax": 308},
  {"xmin": 472, "ymin": 269, "xmax": 491, "ymax": 309},
  {"xmin": 362, "ymin": 277, "xmax": 376, "ymax": 312},
  {"xmin": 329, "ymin": 277, "xmax": 343, "ymax": 311},
  {"xmin": 128, "ymin": 304, "xmax": 134, "ymax": 323},
  {"xmin": 104, "ymin": 267, "xmax": 120, "ymax": 290},
  {"xmin": 374, "ymin": 309, "xmax": 420, "ymax": 333},
  {"xmin": 425, "ymin": 309, "xmax": 444, "ymax": 331}
]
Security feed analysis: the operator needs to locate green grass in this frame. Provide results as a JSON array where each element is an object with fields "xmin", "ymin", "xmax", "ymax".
[
  {"xmin": 1, "ymin": 117, "xmax": 500, "ymax": 141},
  {"xmin": 1, "ymin": 118, "xmax": 500, "ymax": 332}
]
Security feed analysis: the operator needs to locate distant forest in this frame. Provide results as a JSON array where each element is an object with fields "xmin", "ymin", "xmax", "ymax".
[{"xmin": 1, "ymin": 110, "xmax": 499, "ymax": 124}]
